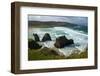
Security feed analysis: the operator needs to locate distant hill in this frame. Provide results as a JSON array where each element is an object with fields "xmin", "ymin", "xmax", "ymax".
[
  {"xmin": 28, "ymin": 21, "xmax": 77, "ymax": 27},
  {"xmin": 28, "ymin": 21, "xmax": 87, "ymax": 33}
]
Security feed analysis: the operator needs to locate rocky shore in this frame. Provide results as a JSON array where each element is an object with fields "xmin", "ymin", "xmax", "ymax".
[{"xmin": 28, "ymin": 33, "xmax": 87, "ymax": 59}]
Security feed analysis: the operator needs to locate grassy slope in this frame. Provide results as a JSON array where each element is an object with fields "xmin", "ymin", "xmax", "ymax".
[
  {"xmin": 66, "ymin": 50, "xmax": 88, "ymax": 59},
  {"xmin": 28, "ymin": 48, "xmax": 88, "ymax": 60},
  {"xmin": 28, "ymin": 49, "xmax": 65, "ymax": 60}
]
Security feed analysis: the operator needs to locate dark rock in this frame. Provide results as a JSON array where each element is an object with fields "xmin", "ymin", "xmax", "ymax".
[
  {"xmin": 28, "ymin": 40, "xmax": 42, "ymax": 49},
  {"xmin": 54, "ymin": 36, "xmax": 74, "ymax": 48},
  {"xmin": 68, "ymin": 39, "xmax": 74, "ymax": 44},
  {"xmin": 33, "ymin": 33, "xmax": 40, "ymax": 41},
  {"xmin": 42, "ymin": 33, "xmax": 52, "ymax": 42}
]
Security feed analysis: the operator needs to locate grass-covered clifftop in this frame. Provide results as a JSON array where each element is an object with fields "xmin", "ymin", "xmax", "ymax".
[
  {"xmin": 28, "ymin": 48, "xmax": 65, "ymax": 60},
  {"xmin": 28, "ymin": 48, "xmax": 88, "ymax": 60}
]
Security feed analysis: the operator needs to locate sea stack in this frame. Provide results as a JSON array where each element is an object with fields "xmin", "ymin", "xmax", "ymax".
[
  {"xmin": 54, "ymin": 36, "xmax": 74, "ymax": 48},
  {"xmin": 33, "ymin": 33, "xmax": 40, "ymax": 41},
  {"xmin": 42, "ymin": 33, "xmax": 52, "ymax": 42}
]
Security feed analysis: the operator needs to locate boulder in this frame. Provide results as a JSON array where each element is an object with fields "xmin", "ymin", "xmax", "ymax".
[
  {"xmin": 28, "ymin": 40, "xmax": 42, "ymax": 49},
  {"xmin": 54, "ymin": 36, "xmax": 74, "ymax": 48},
  {"xmin": 42, "ymin": 33, "xmax": 52, "ymax": 42},
  {"xmin": 33, "ymin": 33, "xmax": 40, "ymax": 41}
]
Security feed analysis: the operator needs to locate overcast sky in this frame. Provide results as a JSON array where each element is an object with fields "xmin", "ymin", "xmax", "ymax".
[{"xmin": 28, "ymin": 15, "xmax": 88, "ymax": 25}]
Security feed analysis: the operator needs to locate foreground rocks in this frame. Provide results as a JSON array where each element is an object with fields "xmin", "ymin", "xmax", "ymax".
[
  {"xmin": 54, "ymin": 36, "xmax": 74, "ymax": 48},
  {"xmin": 28, "ymin": 40, "xmax": 42, "ymax": 49},
  {"xmin": 29, "ymin": 34, "xmax": 74, "ymax": 49},
  {"xmin": 40, "ymin": 47, "xmax": 65, "ymax": 57},
  {"xmin": 42, "ymin": 33, "xmax": 52, "ymax": 42},
  {"xmin": 33, "ymin": 33, "xmax": 40, "ymax": 41}
]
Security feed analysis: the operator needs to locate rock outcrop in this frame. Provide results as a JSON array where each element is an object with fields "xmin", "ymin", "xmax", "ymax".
[
  {"xmin": 28, "ymin": 40, "xmax": 42, "ymax": 49},
  {"xmin": 33, "ymin": 33, "xmax": 40, "ymax": 41},
  {"xmin": 42, "ymin": 33, "xmax": 52, "ymax": 42},
  {"xmin": 54, "ymin": 36, "xmax": 74, "ymax": 48}
]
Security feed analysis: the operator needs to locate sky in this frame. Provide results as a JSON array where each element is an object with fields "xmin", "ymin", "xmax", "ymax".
[{"xmin": 28, "ymin": 15, "xmax": 88, "ymax": 26}]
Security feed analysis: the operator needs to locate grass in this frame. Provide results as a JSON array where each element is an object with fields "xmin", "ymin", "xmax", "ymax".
[
  {"xmin": 28, "ymin": 48, "xmax": 88, "ymax": 60},
  {"xmin": 28, "ymin": 48, "xmax": 65, "ymax": 60},
  {"xmin": 67, "ymin": 50, "xmax": 88, "ymax": 59}
]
